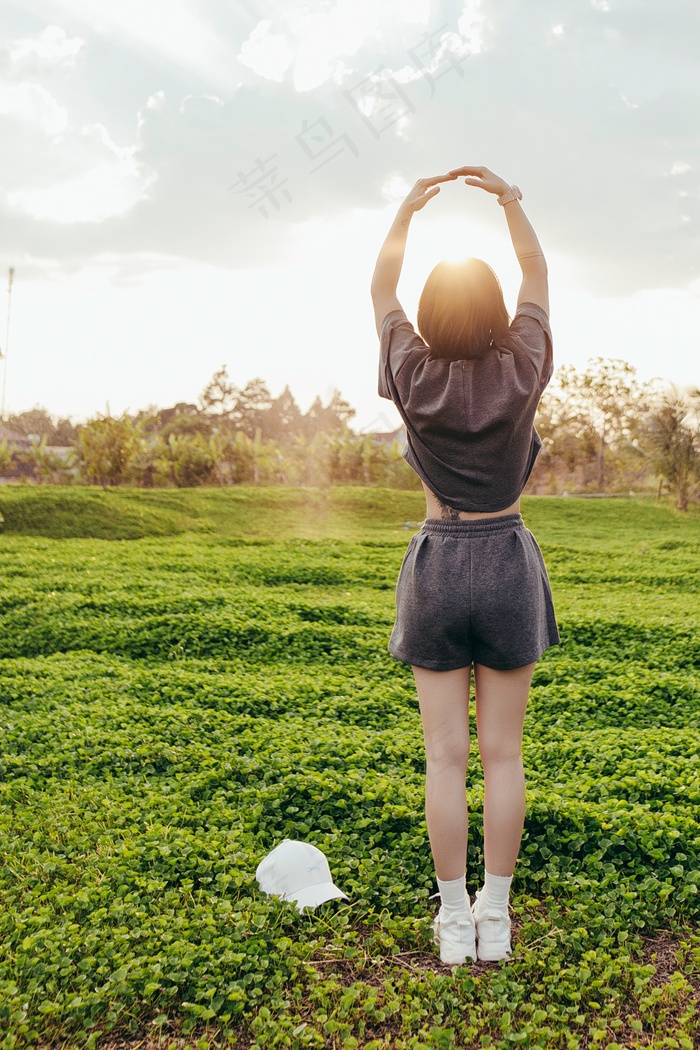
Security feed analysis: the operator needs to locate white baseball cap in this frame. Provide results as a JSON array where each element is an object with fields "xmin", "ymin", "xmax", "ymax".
[{"xmin": 255, "ymin": 839, "xmax": 350, "ymax": 913}]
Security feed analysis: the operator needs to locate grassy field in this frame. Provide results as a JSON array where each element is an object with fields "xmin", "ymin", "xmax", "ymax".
[{"xmin": 0, "ymin": 487, "xmax": 699, "ymax": 1050}]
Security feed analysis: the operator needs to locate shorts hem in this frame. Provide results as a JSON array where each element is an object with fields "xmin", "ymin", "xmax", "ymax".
[
  {"xmin": 388, "ymin": 647, "xmax": 473, "ymax": 672},
  {"xmin": 472, "ymin": 640, "xmax": 560, "ymax": 671},
  {"xmin": 389, "ymin": 638, "xmax": 560, "ymax": 672},
  {"xmin": 474, "ymin": 634, "xmax": 562, "ymax": 667}
]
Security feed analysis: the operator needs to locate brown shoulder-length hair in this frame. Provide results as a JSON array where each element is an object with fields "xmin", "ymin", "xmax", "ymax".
[{"xmin": 417, "ymin": 258, "xmax": 510, "ymax": 361}]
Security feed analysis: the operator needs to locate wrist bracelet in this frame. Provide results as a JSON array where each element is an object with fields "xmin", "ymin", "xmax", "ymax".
[{"xmin": 497, "ymin": 185, "xmax": 522, "ymax": 206}]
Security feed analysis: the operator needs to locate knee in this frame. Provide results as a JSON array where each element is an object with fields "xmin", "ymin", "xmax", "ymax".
[
  {"xmin": 479, "ymin": 738, "xmax": 522, "ymax": 770},
  {"xmin": 425, "ymin": 734, "xmax": 470, "ymax": 772}
]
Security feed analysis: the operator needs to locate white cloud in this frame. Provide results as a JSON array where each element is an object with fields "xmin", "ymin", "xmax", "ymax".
[
  {"xmin": 0, "ymin": 82, "xmax": 68, "ymax": 136},
  {"xmin": 237, "ymin": 20, "xmax": 294, "ymax": 83},
  {"xmin": 401, "ymin": 0, "xmax": 431, "ymax": 24},
  {"xmin": 669, "ymin": 161, "xmax": 693, "ymax": 176},
  {"xmin": 381, "ymin": 173, "xmax": 412, "ymax": 201},
  {"xmin": 8, "ymin": 135, "xmax": 156, "ymax": 223},
  {"xmin": 457, "ymin": 0, "xmax": 486, "ymax": 54},
  {"xmin": 392, "ymin": 63, "xmax": 431, "ymax": 85},
  {"xmin": 292, "ymin": 0, "xmax": 380, "ymax": 92},
  {"xmin": 26, "ymin": 0, "xmax": 243, "ymax": 94},
  {"xmin": 286, "ymin": 0, "xmax": 449, "ymax": 92},
  {"xmin": 179, "ymin": 93, "xmax": 225, "ymax": 112},
  {"xmin": 619, "ymin": 93, "xmax": 639, "ymax": 110},
  {"xmin": 9, "ymin": 24, "xmax": 84, "ymax": 67},
  {"xmin": 0, "ymin": 0, "xmax": 698, "ymax": 297},
  {"xmin": 409, "ymin": 26, "xmax": 477, "ymax": 74},
  {"xmin": 0, "ymin": 66, "xmax": 156, "ymax": 223}
]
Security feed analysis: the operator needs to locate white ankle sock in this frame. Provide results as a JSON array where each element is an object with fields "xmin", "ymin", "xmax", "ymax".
[
  {"xmin": 482, "ymin": 870, "xmax": 512, "ymax": 909},
  {"xmin": 436, "ymin": 874, "xmax": 471, "ymax": 920}
]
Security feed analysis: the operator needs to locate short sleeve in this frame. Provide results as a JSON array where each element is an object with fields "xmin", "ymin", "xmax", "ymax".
[
  {"xmin": 508, "ymin": 302, "xmax": 553, "ymax": 391},
  {"xmin": 378, "ymin": 309, "xmax": 429, "ymax": 400}
]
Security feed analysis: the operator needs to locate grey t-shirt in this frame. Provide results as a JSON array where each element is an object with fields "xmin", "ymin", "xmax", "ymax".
[{"xmin": 378, "ymin": 301, "xmax": 553, "ymax": 512}]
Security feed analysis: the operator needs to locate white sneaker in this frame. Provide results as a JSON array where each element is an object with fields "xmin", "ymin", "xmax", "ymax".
[
  {"xmin": 472, "ymin": 889, "xmax": 512, "ymax": 961},
  {"xmin": 432, "ymin": 905, "xmax": 477, "ymax": 965}
]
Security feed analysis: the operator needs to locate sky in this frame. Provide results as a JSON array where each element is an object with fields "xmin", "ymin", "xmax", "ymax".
[{"xmin": 0, "ymin": 0, "xmax": 698, "ymax": 433}]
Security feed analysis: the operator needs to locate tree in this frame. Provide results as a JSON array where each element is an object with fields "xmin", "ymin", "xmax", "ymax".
[
  {"xmin": 6, "ymin": 406, "xmax": 78, "ymax": 445},
  {"xmin": 77, "ymin": 414, "xmax": 138, "ymax": 486},
  {"xmin": 301, "ymin": 390, "xmax": 355, "ymax": 438},
  {"xmin": 132, "ymin": 402, "xmax": 211, "ymax": 442},
  {"xmin": 228, "ymin": 432, "xmax": 256, "ymax": 484},
  {"xmin": 324, "ymin": 390, "xmax": 356, "ymax": 434},
  {"xmin": 52, "ymin": 417, "xmax": 79, "ymax": 445},
  {"xmin": 285, "ymin": 432, "xmax": 331, "ymax": 486},
  {"xmin": 302, "ymin": 396, "xmax": 325, "ymax": 439},
  {"xmin": 124, "ymin": 434, "xmax": 161, "ymax": 488},
  {"xmin": 327, "ymin": 430, "xmax": 365, "ymax": 483},
  {"xmin": 161, "ymin": 411, "xmax": 212, "ymax": 441},
  {"xmin": 0, "ymin": 439, "xmax": 12, "ymax": 477},
  {"xmin": 644, "ymin": 386, "xmax": 700, "ymax": 511},
  {"xmin": 536, "ymin": 359, "xmax": 655, "ymax": 491},
  {"xmin": 265, "ymin": 386, "xmax": 303, "ymax": 443},
  {"xmin": 131, "ymin": 404, "xmax": 164, "ymax": 436},
  {"xmin": 249, "ymin": 426, "xmax": 277, "ymax": 484},
  {"xmin": 200, "ymin": 365, "xmax": 238, "ymax": 419},
  {"xmin": 234, "ymin": 378, "xmax": 273, "ymax": 438},
  {"xmin": 6, "ymin": 406, "xmax": 55, "ymax": 440},
  {"xmin": 153, "ymin": 433, "xmax": 216, "ymax": 488}
]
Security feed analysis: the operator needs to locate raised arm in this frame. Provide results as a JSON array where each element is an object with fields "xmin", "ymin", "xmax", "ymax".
[
  {"xmin": 370, "ymin": 174, "xmax": 456, "ymax": 336},
  {"xmin": 448, "ymin": 165, "xmax": 549, "ymax": 317}
]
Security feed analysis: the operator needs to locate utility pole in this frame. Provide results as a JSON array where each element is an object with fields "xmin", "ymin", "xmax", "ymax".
[{"xmin": 1, "ymin": 267, "xmax": 14, "ymax": 422}]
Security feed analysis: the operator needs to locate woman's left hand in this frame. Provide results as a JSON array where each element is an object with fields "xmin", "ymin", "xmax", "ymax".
[{"xmin": 400, "ymin": 174, "xmax": 457, "ymax": 214}]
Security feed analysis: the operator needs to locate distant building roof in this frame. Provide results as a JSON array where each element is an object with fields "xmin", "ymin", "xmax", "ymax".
[{"xmin": 369, "ymin": 425, "xmax": 406, "ymax": 446}]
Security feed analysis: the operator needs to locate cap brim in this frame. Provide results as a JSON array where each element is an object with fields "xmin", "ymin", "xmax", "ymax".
[{"xmin": 285, "ymin": 882, "xmax": 350, "ymax": 912}]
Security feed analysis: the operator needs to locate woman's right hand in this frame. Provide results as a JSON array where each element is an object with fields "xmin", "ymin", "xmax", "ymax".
[
  {"xmin": 399, "ymin": 173, "xmax": 458, "ymax": 215},
  {"xmin": 447, "ymin": 165, "xmax": 511, "ymax": 197}
]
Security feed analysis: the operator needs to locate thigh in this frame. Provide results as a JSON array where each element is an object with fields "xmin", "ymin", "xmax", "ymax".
[
  {"xmin": 474, "ymin": 662, "xmax": 536, "ymax": 764},
  {"xmin": 413, "ymin": 665, "xmax": 472, "ymax": 765}
]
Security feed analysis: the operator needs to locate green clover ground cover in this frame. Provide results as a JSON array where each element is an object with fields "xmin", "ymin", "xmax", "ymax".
[{"xmin": 0, "ymin": 488, "xmax": 699, "ymax": 1050}]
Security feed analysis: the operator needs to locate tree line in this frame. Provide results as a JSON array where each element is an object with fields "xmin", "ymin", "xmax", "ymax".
[
  {"xmin": 527, "ymin": 359, "xmax": 700, "ymax": 511},
  {"xmin": 1, "ymin": 360, "xmax": 699, "ymax": 510},
  {"xmin": 0, "ymin": 367, "xmax": 417, "ymax": 492}
]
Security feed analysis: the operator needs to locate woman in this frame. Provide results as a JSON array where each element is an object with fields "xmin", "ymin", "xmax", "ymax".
[{"xmin": 370, "ymin": 165, "xmax": 560, "ymax": 966}]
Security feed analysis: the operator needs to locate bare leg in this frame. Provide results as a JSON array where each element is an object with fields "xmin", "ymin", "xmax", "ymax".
[
  {"xmin": 412, "ymin": 665, "xmax": 471, "ymax": 882},
  {"xmin": 474, "ymin": 662, "xmax": 536, "ymax": 877}
]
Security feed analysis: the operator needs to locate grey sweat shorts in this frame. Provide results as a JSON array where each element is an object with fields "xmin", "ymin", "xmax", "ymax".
[{"xmin": 389, "ymin": 514, "xmax": 560, "ymax": 672}]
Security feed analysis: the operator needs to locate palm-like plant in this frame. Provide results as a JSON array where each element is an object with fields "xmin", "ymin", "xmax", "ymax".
[
  {"xmin": 152, "ymin": 433, "xmax": 218, "ymax": 488},
  {"xmin": 0, "ymin": 439, "xmax": 13, "ymax": 477},
  {"xmin": 644, "ymin": 386, "xmax": 700, "ymax": 511},
  {"xmin": 23, "ymin": 436, "xmax": 78, "ymax": 484}
]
